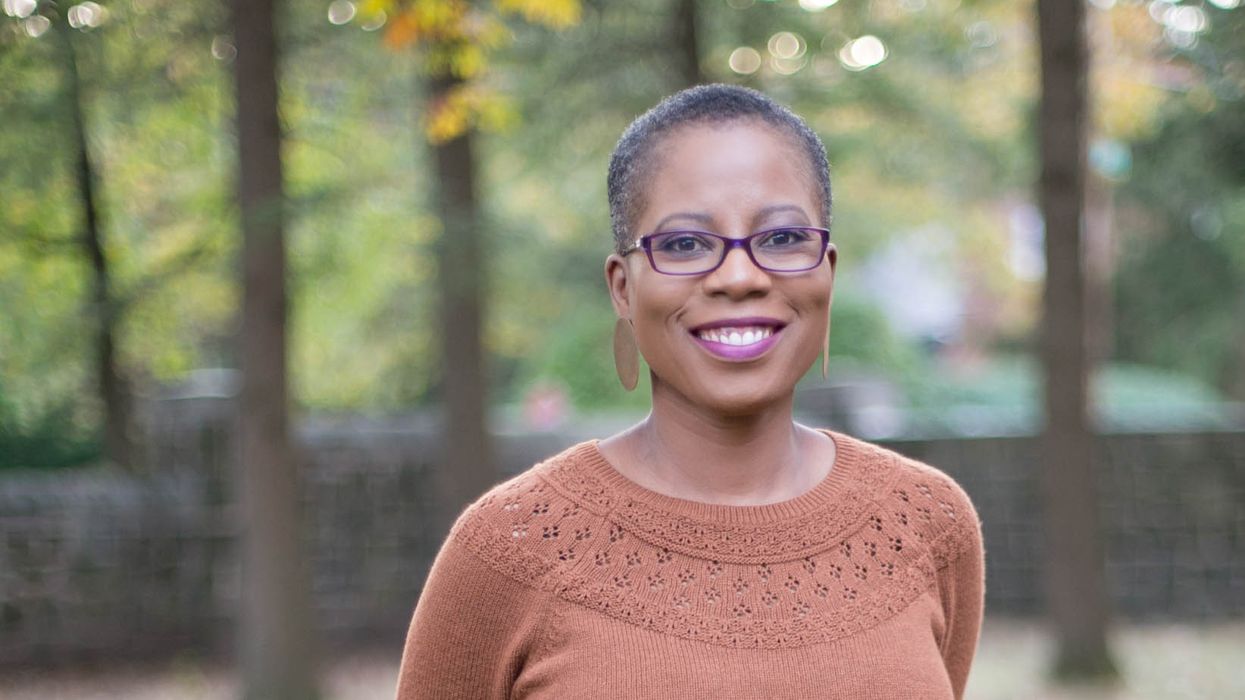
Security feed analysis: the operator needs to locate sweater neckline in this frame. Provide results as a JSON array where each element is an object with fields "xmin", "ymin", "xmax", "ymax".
[
  {"xmin": 575, "ymin": 429, "xmax": 864, "ymax": 527},
  {"xmin": 542, "ymin": 430, "xmax": 896, "ymax": 562}
]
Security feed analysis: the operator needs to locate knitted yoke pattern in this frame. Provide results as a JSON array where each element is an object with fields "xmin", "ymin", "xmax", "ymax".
[{"xmin": 397, "ymin": 431, "xmax": 985, "ymax": 699}]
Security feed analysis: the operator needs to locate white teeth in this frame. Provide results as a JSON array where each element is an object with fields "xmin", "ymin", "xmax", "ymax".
[{"xmin": 697, "ymin": 326, "xmax": 775, "ymax": 346}]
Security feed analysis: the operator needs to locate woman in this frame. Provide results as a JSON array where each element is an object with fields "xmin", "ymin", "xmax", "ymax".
[{"xmin": 396, "ymin": 84, "xmax": 984, "ymax": 699}]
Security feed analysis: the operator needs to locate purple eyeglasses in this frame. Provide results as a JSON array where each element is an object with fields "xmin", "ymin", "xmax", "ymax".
[{"xmin": 623, "ymin": 226, "xmax": 831, "ymax": 276}]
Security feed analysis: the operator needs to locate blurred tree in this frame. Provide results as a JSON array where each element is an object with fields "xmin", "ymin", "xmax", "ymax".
[
  {"xmin": 431, "ymin": 66, "xmax": 493, "ymax": 528},
  {"xmin": 3, "ymin": 0, "xmax": 1062, "ymax": 438},
  {"xmin": 48, "ymin": 4, "xmax": 136, "ymax": 469},
  {"xmin": 4, "ymin": 0, "xmax": 1234, "ymax": 471},
  {"xmin": 363, "ymin": 0, "xmax": 580, "ymax": 527},
  {"xmin": 1, "ymin": 0, "xmax": 230, "ymax": 468},
  {"xmin": 231, "ymin": 0, "xmax": 319, "ymax": 697},
  {"xmin": 1035, "ymin": 0, "xmax": 1117, "ymax": 682},
  {"xmin": 673, "ymin": 0, "xmax": 703, "ymax": 87},
  {"xmin": 1113, "ymin": 5, "xmax": 1245, "ymax": 400}
]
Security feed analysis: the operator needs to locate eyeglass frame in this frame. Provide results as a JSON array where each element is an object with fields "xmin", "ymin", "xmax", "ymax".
[{"xmin": 621, "ymin": 225, "xmax": 832, "ymax": 276}]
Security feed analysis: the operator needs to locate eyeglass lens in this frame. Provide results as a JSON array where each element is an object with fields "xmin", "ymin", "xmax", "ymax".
[{"xmin": 646, "ymin": 228, "xmax": 825, "ymax": 274}]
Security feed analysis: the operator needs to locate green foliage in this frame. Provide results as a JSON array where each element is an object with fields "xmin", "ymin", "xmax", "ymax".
[
  {"xmin": 0, "ymin": 382, "xmax": 99, "ymax": 470},
  {"xmin": 282, "ymin": 4, "xmax": 437, "ymax": 408},
  {"xmin": 3, "ymin": 0, "xmax": 1242, "ymax": 470},
  {"xmin": 1113, "ymin": 7, "xmax": 1245, "ymax": 398},
  {"xmin": 899, "ymin": 356, "xmax": 1232, "ymax": 436},
  {"xmin": 825, "ymin": 293, "xmax": 922, "ymax": 376},
  {"xmin": 518, "ymin": 299, "xmax": 651, "ymax": 410},
  {"xmin": 1, "ymin": 1, "xmax": 235, "ymax": 465}
]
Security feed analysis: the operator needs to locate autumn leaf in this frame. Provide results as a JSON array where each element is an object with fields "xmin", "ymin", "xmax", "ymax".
[
  {"xmin": 495, "ymin": 0, "xmax": 581, "ymax": 30},
  {"xmin": 374, "ymin": 0, "xmax": 582, "ymax": 142},
  {"xmin": 383, "ymin": 10, "xmax": 421, "ymax": 49},
  {"xmin": 424, "ymin": 84, "xmax": 518, "ymax": 143}
]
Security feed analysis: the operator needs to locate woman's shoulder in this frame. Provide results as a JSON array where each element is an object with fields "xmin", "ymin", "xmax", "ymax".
[
  {"xmin": 443, "ymin": 440, "xmax": 607, "ymax": 589},
  {"xmin": 834, "ymin": 431, "xmax": 983, "ymax": 569}
]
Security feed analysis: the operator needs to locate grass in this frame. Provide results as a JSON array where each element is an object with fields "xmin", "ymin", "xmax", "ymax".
[
  {"xmin": 899, "ymin": 356, "xmax": 1237, "ymax": 437},
  {"xmin": 967, "ymin": 619, "xmax": 1244, "ymax": 700}
]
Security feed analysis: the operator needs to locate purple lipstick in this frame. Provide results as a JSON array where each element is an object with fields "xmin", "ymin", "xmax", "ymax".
[{"xmin": 689, "ymin": 318, "xmax": 785, "ymax": 362}]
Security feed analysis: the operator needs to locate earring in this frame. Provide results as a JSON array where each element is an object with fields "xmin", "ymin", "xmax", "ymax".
[
  {"xmin": 821, "ymin": 311, "xmax": 832, "ymax": 380},
  {"xmin": 613, "ymin": 318, "xmax": 639, "ymax": 391}
]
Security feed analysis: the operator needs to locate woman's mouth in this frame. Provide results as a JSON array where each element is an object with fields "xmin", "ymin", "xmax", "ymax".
[
  {"xmin": 695, "ymin": 326, "xmax": 774, "ymax": 346},
  {"xmin": 690, "ymin": 323, "xmax": 784, "ymax": 361}
]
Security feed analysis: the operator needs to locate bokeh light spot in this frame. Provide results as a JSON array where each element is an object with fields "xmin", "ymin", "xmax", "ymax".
[
  {"xmin": 966, "ymin": 21, "xmax": 997, "ymax": 49},
  {"xmin": 839, "ymin": 35, "xmax": 887, "ymax": 71},
  {"xmin": 728, "ymin": 46, "xmax": 762, "ymax": 75},
  {"xmin": 211, "ymin": 36, "xmax": 237, "ymax": 62},
  {"xmin": 1164, "ymin": 27, "xmax": 1197, "ymax": 49},
  {"xmin": 768, "ymin": 31, "xmax": 805, "ymax": 60},
  {"xmin": 22, "ymin": 14, "xmax": 49, "ymax": 37},
  {"xmin": 327, "ymin": 1, "xmax": 356, "ymax": 25},
  {"xmin": 771, "ymin": 55, "xmax": 808, "ymax": 76},
  {"xmin": 3, "ymin": 0, "xmax": 36, "ymax": 19},
  {"xmin": 360, "ymin": 10, "xmax": 387, "ymax": 31},
  {"xmin": 67, "ymin": 2, "xmax": 105, "ymax": 29},
  {"xmin": 1166, "ymin": 5, "xmax": 1207, "ymax": 33},
  {"xmin": 798, "ymin": 0, "xmax": 840, "ymax": 11}
]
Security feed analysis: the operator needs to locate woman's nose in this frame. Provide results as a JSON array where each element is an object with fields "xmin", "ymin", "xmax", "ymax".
[{"xmin": 702, "ymin": 245, "xmax": 772, "ymax": 298}]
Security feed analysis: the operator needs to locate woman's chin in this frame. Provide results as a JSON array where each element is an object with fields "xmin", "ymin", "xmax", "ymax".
[
  {"xmin": 666, "ymin": 380, "xmax": 794, "ymax": 419},
  {"xmin": 712, "ymin": 397, "xmax": 784, "ymax": 419}
]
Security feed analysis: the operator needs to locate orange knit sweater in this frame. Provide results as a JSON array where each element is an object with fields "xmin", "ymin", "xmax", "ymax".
[{"xmin": 396, "ymin": 431, "xmax": 984, "ymax": 699}]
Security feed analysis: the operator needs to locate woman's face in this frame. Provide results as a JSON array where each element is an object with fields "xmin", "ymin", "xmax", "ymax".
[{"xmin": 606, "ymin": 120, "xmax": 836, "ymax": 416}]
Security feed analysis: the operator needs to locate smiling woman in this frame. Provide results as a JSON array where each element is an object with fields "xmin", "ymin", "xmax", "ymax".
[
  {"xmin": 395, "ymin": 85, "xmax": 985, "ymax": 700},
  {"xmin": 605, "ymin": 119, "xmax": 835, "ymax": 422}
]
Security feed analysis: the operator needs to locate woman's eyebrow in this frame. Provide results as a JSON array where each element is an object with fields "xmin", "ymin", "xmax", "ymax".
[
  {"xmin": 753, "ymin": 204, "xmax": 811, "ymax": 223},
  {"xmin": 651, "ymin": 205, "xmax": 811, "ymax": 233},
  {"xmin": 653, "ymin": 212, "xmax": 714, "ymax": 231}
]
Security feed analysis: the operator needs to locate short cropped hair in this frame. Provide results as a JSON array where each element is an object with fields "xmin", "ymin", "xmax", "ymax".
[{"xmin": 607, "ymin": 84, "xmax": 831, "ymax": 253}]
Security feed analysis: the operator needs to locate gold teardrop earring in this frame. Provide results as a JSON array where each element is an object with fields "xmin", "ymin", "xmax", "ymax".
[
  {"xmin": 613, "ymin": 317, "xmax": 639, "ymax": 391},
  {"xmin": 821, "ymin": 308, "xmax": 832, "ymax": 380},
  {"xmin": 823, "ymin": 246, "xmax": 837, "ymax": 380}
]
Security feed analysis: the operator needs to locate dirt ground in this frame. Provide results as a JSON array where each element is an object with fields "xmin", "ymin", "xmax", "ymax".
[{"xmin": 2, "ymin": 619, "xmax": 1241, "ymax": 699}]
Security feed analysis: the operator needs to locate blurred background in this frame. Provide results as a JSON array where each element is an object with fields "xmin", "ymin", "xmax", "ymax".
[{"xmin": 1, "ymin": 0, "xmax": 1242, "ymax": 698}]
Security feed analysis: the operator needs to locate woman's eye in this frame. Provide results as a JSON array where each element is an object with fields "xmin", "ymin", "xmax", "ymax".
[
  {"xmin": 759, "ymin": 228, "xmax": 812, "ymax": 247},
  {"xmin": 658, "ymin": 234, "xmax": 710, "ymax": 253}
]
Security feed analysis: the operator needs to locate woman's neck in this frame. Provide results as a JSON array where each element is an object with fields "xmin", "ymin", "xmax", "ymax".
[{"xmin": 602, "ymin": 385, "xmax": 832, "ymax": 506}]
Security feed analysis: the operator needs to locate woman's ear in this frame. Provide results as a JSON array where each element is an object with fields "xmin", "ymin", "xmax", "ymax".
[
  {"xmin": 826, "ymin": 243, "xmax": 839, "ymax": 306},
  {"xmin": 604, "ymin": 253, "xmax": 633, "ymax": 319}
]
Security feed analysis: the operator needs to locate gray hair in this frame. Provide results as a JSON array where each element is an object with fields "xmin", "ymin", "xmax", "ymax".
[{"xmin": 606, "ymin": 84, "xmax": 832, "ymax": 253}]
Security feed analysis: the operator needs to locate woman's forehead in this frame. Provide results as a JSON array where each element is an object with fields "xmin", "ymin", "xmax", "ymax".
[
  {"xmin": 655, "ymin": 118, "xmax": 802, "ymax": 157},
  {"xmin": 638, "ymin": 122, "xmax": 820, "ymax": 225}
]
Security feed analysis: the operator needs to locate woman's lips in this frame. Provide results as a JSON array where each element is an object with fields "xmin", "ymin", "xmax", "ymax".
[{"xmin": 690, "ymin": 325, "xmax": 783, "ymax": 361}]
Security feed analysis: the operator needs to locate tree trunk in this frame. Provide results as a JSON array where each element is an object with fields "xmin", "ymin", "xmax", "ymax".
[
  {"xmin": 1035, "ymin": 0, "xmax": 1118, "ymax": 682},
  {"xmin": 1228, "ymin": 292, "xmax": 1245, "ymax": 402},
  {"xmin": 231, "ymin": 0, "xmax": 319, "ymax": 697},
  {"xmin": 54, "ymin": 11, "xmax": 134, "ymax": 469},
  {"xmin": 428, "ymin": 75, "xmax": 496, "ymax": 531},
  {"xmin": 672, "ymin": 0, "xmax": 703, "ymax": 87}
]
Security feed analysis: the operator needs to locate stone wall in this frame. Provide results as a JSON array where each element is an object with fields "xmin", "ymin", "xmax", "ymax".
[
  {"xmin": 892, "ymin": 432, "xmax": 1245, "ymax": 618},
  {"xmin": 1, "ymin": 399, "xmax": 1242, "ymax": 666}
]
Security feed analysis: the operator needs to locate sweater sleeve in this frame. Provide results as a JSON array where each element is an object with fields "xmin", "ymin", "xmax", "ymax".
[
  {"xmin": 394, "ymin": 508, "xmax": 552, "ymax": 700},
  {"xmin": 934, "ymin": 487, "xmax": 985, "ymax": 700}
]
